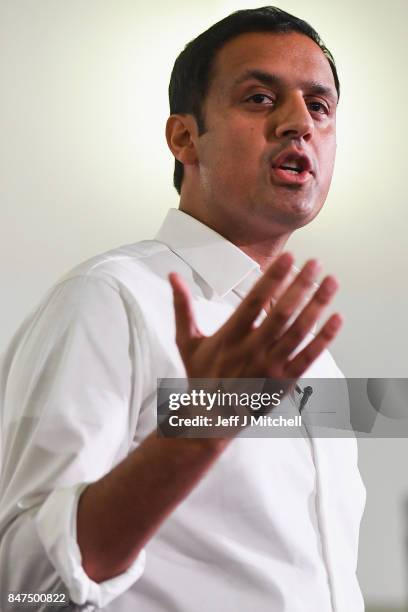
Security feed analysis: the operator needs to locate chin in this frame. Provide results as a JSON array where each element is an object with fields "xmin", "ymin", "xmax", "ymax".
[
  {"xmin": 285, "ymin": 191, "xmax": 324, "ymax": 218},
  {"xmin": 266, "ymin": 201, "xmax": 321, "ymax": 229}
]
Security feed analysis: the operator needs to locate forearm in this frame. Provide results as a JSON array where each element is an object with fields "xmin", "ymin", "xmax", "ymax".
[{"xmin": 77, "ymin": 432, "xmax": 229, "ymax": 583}]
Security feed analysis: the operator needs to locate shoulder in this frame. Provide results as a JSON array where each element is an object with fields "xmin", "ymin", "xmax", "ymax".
[
  {"xmin": 60, "ymin": 240, "xmax": 171, "ymax": 286},
  {"xmin": 39, "ymin": 239, "xmax": 183, "ymax": 312},
  {"xmin": 4, "ymin": 240, "xmax": 176, "ymax": 361}
]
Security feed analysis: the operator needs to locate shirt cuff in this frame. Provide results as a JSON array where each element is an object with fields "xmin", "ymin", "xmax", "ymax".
[{"xmin": 35, "ymin": 482, "xmax": 146, "ymax": 607}]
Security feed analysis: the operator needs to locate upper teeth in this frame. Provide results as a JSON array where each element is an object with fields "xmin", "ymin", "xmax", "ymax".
[{"xmin": 281, "ymin": 162, "xmax": 301, "ymax": 170}]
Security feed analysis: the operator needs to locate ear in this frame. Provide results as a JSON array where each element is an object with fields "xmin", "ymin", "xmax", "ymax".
[{"xmin": 165, "ymin": 114, "xmax": 198, "ymax": 166}]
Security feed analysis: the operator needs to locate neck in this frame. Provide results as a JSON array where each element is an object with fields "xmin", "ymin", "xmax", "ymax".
[
  {"xmin": 179, "ymin": 202, "xmax": 291, "ymax": 273},
  {"xmin": 237, "ymin": 237, "xmax": 289, "ymax": 272}
]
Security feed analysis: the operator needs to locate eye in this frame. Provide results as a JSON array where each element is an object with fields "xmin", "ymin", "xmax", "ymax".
[
  {"xmin": 245, "ymin": 93, "xmax": 274, "ymax": 105},
  {"xmin": 308, "ymin": 100, "xmax": 329, "ymax": 115}
]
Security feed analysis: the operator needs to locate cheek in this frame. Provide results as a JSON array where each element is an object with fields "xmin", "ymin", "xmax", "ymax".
[
  {"xmin": 203, "ymin": 140, "xmax": 258, "ymax": 188},
  {"xmin": 198, "ymin": 120, "xmax": 265, "ymax": 196},
  {"xmin": 318, "ymin": 138, "xmax": 336, "ymax": 186},
  {"xmin": 204, "ymin": 122, "xmax": 261, "ymax": 161}
]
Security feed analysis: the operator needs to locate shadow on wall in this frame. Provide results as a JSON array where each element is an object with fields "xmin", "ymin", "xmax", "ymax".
[
  {"xmin": 366, "ymin": 608, "xmax": 408, "ymax": 612},
  {"xmin": 363, "ymin": 494, "xmax": 408, "ymax": 612},
  {"xmin": 365, "ymin": 495, "xmax": 408, "ymax": 612}
]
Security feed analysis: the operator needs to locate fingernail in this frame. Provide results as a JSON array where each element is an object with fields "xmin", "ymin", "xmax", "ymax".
[
  {"xmin": 329, "ymin": 313, "xmax": 343, "ymax": 330},
  {"xmin": 305, "ymin": 259, "xmax": 322, "ymax": 275},
  {"xmin": 324, "ymin": 276, "xmax": 339, "ymax": 292},
  {"xmin": 277, "ymin": 252, "xmax": 293, "ymax": 268}
]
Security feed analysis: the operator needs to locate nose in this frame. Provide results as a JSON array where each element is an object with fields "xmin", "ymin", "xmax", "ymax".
[{"xmin": 272, "ymin": 94, "xmax": 314, "ymax": 142}]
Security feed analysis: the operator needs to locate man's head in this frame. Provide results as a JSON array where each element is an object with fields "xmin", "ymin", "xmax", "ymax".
[{"xmin": 166, "ymin": 7, "xmax": 339, "ymax": 242}]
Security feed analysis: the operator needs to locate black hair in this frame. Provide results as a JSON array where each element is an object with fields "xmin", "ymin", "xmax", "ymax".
[{"xmin": 168, "ymin": 6, "xmax": 339, "ymax": 194}]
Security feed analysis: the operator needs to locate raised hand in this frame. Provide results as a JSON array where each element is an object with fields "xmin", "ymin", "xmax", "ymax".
[{"xmin": 169, "ymin": 252, "xmax": 342, "ymax": 382}]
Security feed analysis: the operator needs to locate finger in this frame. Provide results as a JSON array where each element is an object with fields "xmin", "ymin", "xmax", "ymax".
[
  {"xmin": 221, "ymin": 252, "xmax": 294, "ymax": 339},
  {"xmin": 268, "ymin": 264, "xmax": 298, "ymax": 306},
  {"xmin": 271, "ymin": 275, "xmax": 339, "ymax": 361},
  {"xmin": 283, "ymin": 313, "xmax": 343, "ymax": 379},
  {"xmin": 169, "ymin": 273, "xmax": 201, "ymax": 351},
  {"xmin": 256, "ymin": 259, "xmax": 321, "ymax": 344}
]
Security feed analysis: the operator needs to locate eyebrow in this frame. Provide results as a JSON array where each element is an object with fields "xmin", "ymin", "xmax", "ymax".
[{"xmin": 232, "ymin": 69, "xmax": 338, "ymax": 104}]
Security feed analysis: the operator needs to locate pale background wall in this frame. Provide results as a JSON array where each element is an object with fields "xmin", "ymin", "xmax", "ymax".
[{"xmin": 1, "ymin": 0, "xmax": 407, "ymax": 608}]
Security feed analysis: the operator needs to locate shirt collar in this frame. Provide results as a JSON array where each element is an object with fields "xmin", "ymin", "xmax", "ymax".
[{"xmin": 155, "ymin": 208, "xmax": 261, "ymax": 297}]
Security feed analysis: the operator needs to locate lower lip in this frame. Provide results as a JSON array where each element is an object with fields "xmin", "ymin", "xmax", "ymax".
[{"xmin": 271, "ymin": 167, "xmax": 313, "ymax": 185}]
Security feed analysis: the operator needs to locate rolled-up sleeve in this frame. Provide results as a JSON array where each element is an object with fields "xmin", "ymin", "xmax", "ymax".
[
  {"xmin": 35, "ymin": 483, "xmax": 145, "ymax": 607},
  {"xmin": 0, "ymin": 274, "xmax": 146, "ymax": 609}
]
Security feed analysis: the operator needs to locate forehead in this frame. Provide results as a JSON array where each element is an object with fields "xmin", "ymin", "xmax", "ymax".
[{"xmin": 209, "ymin": 31, "xmax": 336, "ymax": 94}]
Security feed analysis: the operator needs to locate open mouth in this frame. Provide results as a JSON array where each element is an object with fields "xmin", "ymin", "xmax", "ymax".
[
  {"xmin": 278, "ymin": 164, "xmax": 304, "ymax": 174},
  {"xmin": 278, "ymin": 162, "xmax": 304, "ymax": 174},
  {"xmin": 271, "ymin": 151, "xmax": 313, "ymax": 184}
]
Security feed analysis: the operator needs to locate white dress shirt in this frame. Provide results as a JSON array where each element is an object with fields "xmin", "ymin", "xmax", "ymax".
[{"xmin": 0, "ymin": 208, "xmax": 366, "ymax": 611}]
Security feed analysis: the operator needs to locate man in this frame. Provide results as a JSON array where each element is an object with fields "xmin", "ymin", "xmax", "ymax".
[{"xmin": 0, "ymin": 7, "xmax": 365, "ymax": 612}]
